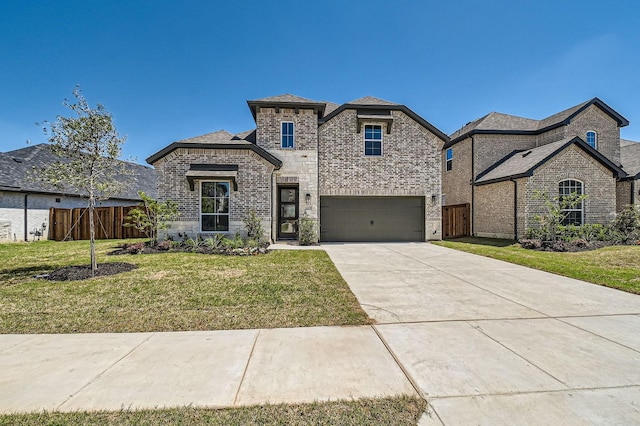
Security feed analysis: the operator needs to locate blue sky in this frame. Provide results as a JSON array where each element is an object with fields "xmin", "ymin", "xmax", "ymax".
[{"xmin": 1, "ymin": 0, "xmax": 639, "ymax": 164}]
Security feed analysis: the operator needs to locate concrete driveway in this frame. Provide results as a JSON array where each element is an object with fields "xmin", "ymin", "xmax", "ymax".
[{"xmin": 324, "ymin": 243, "xmax": 640, "ymax": 425}]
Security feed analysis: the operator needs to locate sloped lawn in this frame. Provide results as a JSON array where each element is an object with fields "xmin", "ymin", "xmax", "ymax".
[
  {"xmin": 434, "ymin": 237, "xmax": 640, "ymax": 294},
  {"xmin": 0, "ymin": 240, "xmax": 369, "ymax": 333}
]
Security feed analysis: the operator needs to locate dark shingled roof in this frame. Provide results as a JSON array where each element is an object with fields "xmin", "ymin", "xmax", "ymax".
[
  {"xmin": 347, "ymin": 96, "xmax": 399, "ymax": 106},
  {"xmin": 449, "ymin": 98, "xmax": 629, "ymax": 145},
  {"xmin": 247, "ymin": 93, "xmax": 327, "ymax": 120},
  {"xmin": 475, "ymin": 136, "xmax": 626, "ymax": 185},
  {"xmin": 1, "ymin": 144, "xmax": 156, "ymax": 199},
  {"xmin": 620, "ymin": 139, "xmax": 640, "ymax": 178},
  {"xmin": 145, "ymin": 129, "xmax": 282, "ymax": 167}
]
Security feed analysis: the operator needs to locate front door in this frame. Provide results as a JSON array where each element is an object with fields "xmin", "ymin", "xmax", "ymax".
[{"xmin": 278, "ymin": 186, "xmax": 298, "ymax": 239}]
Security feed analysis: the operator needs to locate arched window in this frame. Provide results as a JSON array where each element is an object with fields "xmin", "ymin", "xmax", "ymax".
[
  {"xmin": 559, "ymin": 180, "xmax": 583, "ymax": 226},
  {"xmin": 586, "ymin": 131, "xmax": 597, "ymax": 149}
]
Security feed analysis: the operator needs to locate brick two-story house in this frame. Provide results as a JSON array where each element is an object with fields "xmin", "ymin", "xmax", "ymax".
[
  {"xmin": 442, "ymin": 98, "xmax": 631, "ymax": 239},
  {"xmin": 146, "ymin": 94, "xmax": 448, "ymax": 242}
]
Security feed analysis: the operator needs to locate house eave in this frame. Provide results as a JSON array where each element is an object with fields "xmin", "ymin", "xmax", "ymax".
[{"xmin": 146, "ymin": 142, "xmax": 283, "ymax": 169}]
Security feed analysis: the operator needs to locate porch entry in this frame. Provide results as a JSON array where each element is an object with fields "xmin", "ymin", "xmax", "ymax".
[{"xmin": 278, "ymin": 186, "xmax": 299, "ymax": 239}]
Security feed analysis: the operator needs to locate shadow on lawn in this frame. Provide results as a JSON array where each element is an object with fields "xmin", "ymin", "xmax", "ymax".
[
  {"xmin": 0, "ymin": 265, "xmax": 53, "ymax": 285},
  {"xmin": 445, "ymin": 237, "xmax": 517, "ymax": 248}
]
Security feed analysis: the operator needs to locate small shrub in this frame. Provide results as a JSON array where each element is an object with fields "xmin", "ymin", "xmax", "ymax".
[
  {"xmin": 243, "ymin": 209, "xmax": 265, "ymax": 241},
  {"xmin": 222, "ymin": 233, "xmax": 244, "ymax": 250},
  {"xmin": 123, "ymin": 242, "xmax": 145, "ymax": 254},
  {"xmin": 157, "ymin": 240, "xmax": 172, "ymax": 251},
  {"xmin": 550, "ymin": 240, "xmax": 567, "ymax": 252},
  {"xmin": 298, "ymin": 215, "xmax": 318, "ymax": 246},
  {"xmin": 184, "ymin": 238, "xmax": 200, "ymax": 252},
  {"xmin": 203, "ymin": 234, "xmax": 225, "ymax": 250},
  {"xmin": 519, "ymin": 239, "xmax": 542, "ymax": 249},
  {"xmin": 612, "ymin": 205, "xmax": 640, "ymax": 243}
]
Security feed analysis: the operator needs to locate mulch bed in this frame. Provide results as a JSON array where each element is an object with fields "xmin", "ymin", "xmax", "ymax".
[
  {"xmin": 40, "ymin": 263, "xmax": 138, "ymax": 281},
  {"xmin": 108, "ymin": 242, "xmax": 269, "ymax": 256}
]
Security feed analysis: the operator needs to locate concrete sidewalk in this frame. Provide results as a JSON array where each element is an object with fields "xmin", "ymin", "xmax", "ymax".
[{"xmin": 0, "ymin": 326, "xmax": 415, "ymax": 413}]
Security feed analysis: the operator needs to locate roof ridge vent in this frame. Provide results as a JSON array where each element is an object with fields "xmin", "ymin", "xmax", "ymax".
[{"xmin": 522, "ymin": 151, "xmax": 532, "ymax": 158}]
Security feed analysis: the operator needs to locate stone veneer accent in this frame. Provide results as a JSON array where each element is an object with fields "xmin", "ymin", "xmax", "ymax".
[
  {"xmin": 152, "ymin": 148, "xmax": 276, "ymax": 239},
  {"xmin": 319, "ymin": 109, "xmax": 444, "ymax": 239}
]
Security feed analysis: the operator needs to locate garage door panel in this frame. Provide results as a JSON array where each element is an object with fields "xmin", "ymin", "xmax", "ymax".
[{"xmin": 320, "ymin": 197, "xmax": 424, "ymax": 242}]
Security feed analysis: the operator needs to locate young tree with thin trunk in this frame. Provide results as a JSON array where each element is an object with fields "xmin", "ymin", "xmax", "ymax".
[{"xmin": 37, "ymin": 86, "xmax": 132, "ymax": 276}]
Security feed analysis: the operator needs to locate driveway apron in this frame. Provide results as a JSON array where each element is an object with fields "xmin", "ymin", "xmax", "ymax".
[{"xmin": 324, "ymin": 243, "xmax": 640, "ymax": 425}]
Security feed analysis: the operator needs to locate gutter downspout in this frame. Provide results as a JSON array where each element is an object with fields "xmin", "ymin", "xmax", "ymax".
[
  {"xmin": 511, "ymin": 179, "xmax": 518, "ymax": 240},
  {"xmin": 23, "ymin": 193, "xmax": 29, "ymax": 242},
  {"xmin": 470, "ymin": 136, "xmax": 475, "ymax": 236}
]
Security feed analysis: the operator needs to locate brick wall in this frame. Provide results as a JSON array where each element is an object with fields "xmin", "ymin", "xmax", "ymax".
[
  {"xmin": 474, "ymin": 134, "xmax": 536, "ymax": 175},
  {"xmin": 474, "ymin": 180, "xmax": 515, "ymax": 239},
  {"xmin": 616, "ymin": 180, "xmax": 633, "ymax": 212},
  {"xmin": 564, "ymin": 105, "xmax": 620, "ymax": 165},
  {"xmin": 525, "ymin": 145, "xmax": 616, "ymax": 230},
  {"xmin": 442, "ymin": 138, "xmax": 472, "ymax": 206},
  {"xmin": 318, "ymin": 109, "xmax": 444, "ymax": 239},
  {"xmin": 255, "ymin": 107, "xmax": 318, "ymax": 151},
  {"xmin": 152, "ymin": 148, "xmax": 276, "ymax": 238}
]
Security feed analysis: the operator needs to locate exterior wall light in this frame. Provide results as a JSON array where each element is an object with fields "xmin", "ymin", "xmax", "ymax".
[{"xmin": 305, "ymin": 193, "xmax": 312, "ymax": 204}]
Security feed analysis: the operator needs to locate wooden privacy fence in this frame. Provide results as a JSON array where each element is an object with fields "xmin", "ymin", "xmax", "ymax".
[
  {"xmin": 442, "ymin": 203, "xmax": 470, "ymax": 239},
  {"xmin": 48, "ymin": 206, "xmax": 146, "ymax": 241}
]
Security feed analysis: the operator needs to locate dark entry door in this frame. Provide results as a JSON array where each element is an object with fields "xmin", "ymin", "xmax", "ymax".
[{"xmin": 278, "ymin": 187, "xmax": 299, "ymax": 239}]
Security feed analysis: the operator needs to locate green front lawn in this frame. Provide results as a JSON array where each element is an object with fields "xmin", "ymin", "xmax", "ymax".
[
  {"xmin": 434, "ymin": 237, "xmax": 640, "ymax": 294},
  {"xmin": 0, "ymin": 240, "xmax": 369, "ymax": 333},
  {"xmin": 0, "ymin": 396, "xmax": 427, "ymax": 426}
]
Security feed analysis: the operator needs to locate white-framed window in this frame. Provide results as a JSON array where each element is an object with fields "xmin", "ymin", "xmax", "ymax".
[
  {"xmin": 364, "ymin": 124, "xmax": 382, "ymax": 156},
  {"xmin": 200, "ymin": 181, "xmax": 230, "ymax": 232},
  {"xmin": 559, "ymin": 179, "xmax": 584, "ymax": 226},
  {"xmin": 281, "ymin": 121, "xmax": 294, "ymax": 148},
  {"xmin": 446, "ymin": 148, "xmax": 453, "ymax": 171},
  {"xmin": 586, "ymin": 131, "xmax": 597, "ymax": 149}
]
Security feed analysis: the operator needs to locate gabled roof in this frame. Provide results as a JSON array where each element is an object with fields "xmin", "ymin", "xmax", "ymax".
[
  {"xmin": 145, "ymin": 130, "xmax": 282, "ymax": 168},
  {"xmin": 247, "ymin": 93, "xmax": 327, "ymax": 120},
  {"xmin": 0, "ymin": 144, "xmax": 156, "ymax": 199},
  {"xmin": 474, "ymin": 136, "xmax": 626, "ymax": 185},
  {"xmin": 347, "ymin": 96, "xmax": 398, "ymax": 106},
  {"xmin": 449, "ymin": 98, "xmax": 630, "ymax": 145},
  {"xmin": 319, "ymin": 97, "xmax": 449, "ymax": 142},
  {"xmin": 620, "ymin": 139, "xmax": 640, "ymax": 178}
]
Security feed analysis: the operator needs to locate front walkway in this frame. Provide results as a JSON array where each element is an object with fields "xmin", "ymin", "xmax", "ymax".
[{"xmin": 1, "ymin": 243, "xmax": 639, "ymax": 425}]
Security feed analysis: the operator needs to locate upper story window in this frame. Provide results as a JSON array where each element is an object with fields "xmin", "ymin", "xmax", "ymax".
[
  {"xmin": 281, "ymin": 122, "xmax": 294, "ymax": 148},
  {"xmin": 364, "ymin": 124, "xmax": 382, "ymax": 156},
  {"xmin": 559, "ymin": 179, "xmax": 583, "ymax": 226},
  {"xmin": 446, "ymin": 148, "xmax": 453, "ymax": 171},
  {"xmin": 201, "ymin": 181, "xmax": 230, "ymax": 232},
  {"xmin": 586, "ymin": 131, "xmax": 597, "ymax": 149}
]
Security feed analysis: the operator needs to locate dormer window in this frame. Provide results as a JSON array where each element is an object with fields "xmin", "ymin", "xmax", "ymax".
[
  {"xmin": 281, "ymin": 122, "xmax": 294, "ymax": 148},
  {"xmin": 586, "ymin": 131, "xmax": 597, "ymax": 149},
  {"xmin": 364, "ymin": 125, "xmax": 382, "ymax": 156}
]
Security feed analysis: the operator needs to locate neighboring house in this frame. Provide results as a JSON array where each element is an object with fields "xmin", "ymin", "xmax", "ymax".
[
  {"xmin": 0, "ymin": 144, "xmax": 156, "ymax": 242},
  {"xmin": 442, "ymin": 98, "xmax": 630, "ymax": 239},
  {"xmin": 618, "ymin": 139, "xmax": 640, "ymax": 209},
  {"xmin": 147, "ymin": 94, "xmax": 448, "ymax": 242}
]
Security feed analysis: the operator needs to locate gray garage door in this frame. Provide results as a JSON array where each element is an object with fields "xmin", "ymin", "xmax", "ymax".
[{"xmin": 320, "ymin": 196, "xmax": 425, "ymax": 242}]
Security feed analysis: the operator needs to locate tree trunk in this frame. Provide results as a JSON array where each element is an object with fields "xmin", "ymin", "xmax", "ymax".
[{"xmin": 89, "ymin": 196, "xmax": 97, "ymax": 276}]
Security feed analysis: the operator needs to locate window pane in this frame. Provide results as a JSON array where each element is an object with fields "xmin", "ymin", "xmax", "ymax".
[
  {"xmin": 282, "ymin": 204, "xmax": 296, "ymax": 218},
  {"xmin": 201, "ymin": 198, "xmax": 216, "ymax": 213},
  {"xmin": 215, "ymin": 197, "xmax": 229, "ymax": 214},
  {"xmin": 215, "ymin": 182, "xmax": 229, "ymax": 198},
  {"xmin": 372, "ymin": 127, "xmax": 382, "ymax": 139},
  {"xmin": 202, "ymin": 182, "xmax": 217, "ymax": 197},
  {"xmin": 202, "ymin": 215, "xmax": 229, "ymax": 232},
  {"xmin": 280, "ymin": 188, "xmax": 296, "ymax": 202},
  {"xmin": 446, "ymin": 148, "xmax": 453, "ymax": 161}
]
